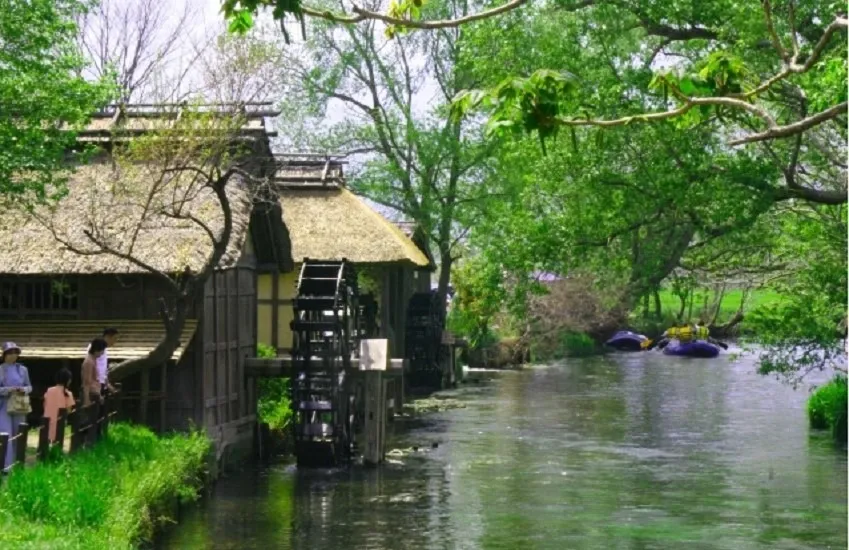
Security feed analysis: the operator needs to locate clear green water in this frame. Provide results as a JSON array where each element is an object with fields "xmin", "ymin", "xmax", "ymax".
[{"xmin": 159, "ymin": 353, "xmax": 847, "ymax": 549}]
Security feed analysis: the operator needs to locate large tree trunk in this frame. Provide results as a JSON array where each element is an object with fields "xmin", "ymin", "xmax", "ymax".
[{"xmin": 108, "ymin": 291, "xmax": 193, "ymax": 382}]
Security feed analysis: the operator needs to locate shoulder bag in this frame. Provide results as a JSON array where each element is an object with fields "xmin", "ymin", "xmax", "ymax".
[{"xmin": 2, "ymin": 365, "xmax": 32, "ymax": 416}]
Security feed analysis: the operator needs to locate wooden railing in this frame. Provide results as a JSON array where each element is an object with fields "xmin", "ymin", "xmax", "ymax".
[{"xmin": 0, "ymin": 395, "xmax": 118, "ymax": 475}]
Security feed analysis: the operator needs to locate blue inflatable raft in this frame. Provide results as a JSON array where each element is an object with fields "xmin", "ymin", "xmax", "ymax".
[
  {"xmin": 605, "ymin": 330, "xmax": 648, "ymax": 352},
  {"xmin": 662, "ymin": 340, "xmax": 720, "ymax": 358}
]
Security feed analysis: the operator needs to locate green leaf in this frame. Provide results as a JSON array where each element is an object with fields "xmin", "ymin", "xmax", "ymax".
[{"xmin": 227, "ymin": 9, "xmax": 254, "ymax": 34}]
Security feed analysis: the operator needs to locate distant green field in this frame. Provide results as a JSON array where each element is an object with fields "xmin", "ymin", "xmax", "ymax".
[{"xmin": 634, "ymin": 287, "xmax": 787, "ymax": 328}]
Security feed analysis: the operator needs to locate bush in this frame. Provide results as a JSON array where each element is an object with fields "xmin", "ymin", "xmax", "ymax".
[
  {"xmin": 0, "ymin": 423, "xmax": 211, "ymax": 548},
  {"xmin": 256, "ymin": 343, "xmax": 292, "ymax": 433},
  {"xmin": 558, "ymin": 331, "xmax": 598, "ymax": 358},
  {"xmin": 532, "ymin": 330, "xmax": 599, "ymax": 361},
  {"xmin": 807, "ymin": 376, "xmax": 847, "ymax": 442}
]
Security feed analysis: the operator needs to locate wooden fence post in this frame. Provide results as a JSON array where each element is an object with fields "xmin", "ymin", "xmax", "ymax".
[
  {"xmin": 55, "ymin": 408, "xmax": 67, "ymax": 451},
  {"xmin": 363, "ymin": 370, "xmax": 386, "ymax": 466},
  {"xmin": 69, "ymin": 409, "xmax": 83, "ymax": 454},
  {"xmin": 0, "ymin": 432, "xmax": 8, "ymax": 472},
  {"xmin": 14, "ymin": 423, "xmax": 29, "ymax": 466},
  {"xmin": 36, "ymin": 417, "xmax": 50, "ymax": 462},
  {"xmin": 101, "ymin": 399, "xmax": 110, "ymax": 441}
]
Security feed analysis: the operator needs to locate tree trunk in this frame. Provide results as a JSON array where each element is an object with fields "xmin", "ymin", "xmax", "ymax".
[
  {"xmin": 108, "ymin": 292, "xmax": 192, "ymax": 382},
  {"xmin": 653, "ymin": 289, "xmax": 662, "ymax": 320},
  {"xmin": 436, "ymin": 246, "xmax": 453, "ymax": 319}
]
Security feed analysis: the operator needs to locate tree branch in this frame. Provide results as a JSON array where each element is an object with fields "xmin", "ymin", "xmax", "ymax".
[
  {"xmin": 729, "ymin": 101, "xmax": 848, "ymax": 146},
  {"xmin": 302, "ymin": 0, "xmax": 530, "ymax": 30}
]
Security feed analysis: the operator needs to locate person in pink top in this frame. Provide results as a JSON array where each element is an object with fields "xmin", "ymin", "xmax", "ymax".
[{"xmin": 43, "ymin": 368, "xmax": 75, "ymax": 443}]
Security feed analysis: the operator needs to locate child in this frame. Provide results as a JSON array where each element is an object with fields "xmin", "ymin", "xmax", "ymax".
[{"xmin": 43, "ymin": 368, "xmax": 75, "ymax": 443}]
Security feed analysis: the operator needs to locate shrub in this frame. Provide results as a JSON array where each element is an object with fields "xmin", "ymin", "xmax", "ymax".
[
  {"xmin": 256, "ymin": 343, "xmax": 292, "ymax": 432},
  {"xmin": 807, "ymin": 376, "xmax": 847, "ymax": 442}
]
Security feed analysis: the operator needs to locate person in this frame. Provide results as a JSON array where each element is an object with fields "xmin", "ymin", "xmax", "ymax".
[
  {"xmin": 649, "ymin": 322, "xmax": 728, "ymax": 351},
  {"xmin": 82, "ymin": 338, "xmax": 108, "ymax": 408},
  {"xmin": 0, "ymin": 342, "xmax": 32, "ymax": 468},
  {"xmin": 87, "ymin": 328, "xmax": 118, "ymax": 398},
  {"xmin": 43, "ymin": 368, "xmax": 75, "ymax": 443}
]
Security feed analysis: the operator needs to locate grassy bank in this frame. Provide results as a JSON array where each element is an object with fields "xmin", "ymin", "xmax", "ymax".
[
  {"xmin": 808, "ymin": 376, "xmax": 847, "ymax": 443},
  {"xmin": 0, "ymin": 423, "xmax": 210, "ymax": 549},
  {"xmin": 631, "ymin": 287, "xmax": 787, "ymax": 337}
]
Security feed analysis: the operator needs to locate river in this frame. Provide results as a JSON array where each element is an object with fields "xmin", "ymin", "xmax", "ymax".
[{"xmin": 159, "ymin": 351, "xmax": 847, "ymax": 549}]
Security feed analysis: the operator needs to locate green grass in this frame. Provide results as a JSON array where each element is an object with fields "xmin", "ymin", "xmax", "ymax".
[
  {"xmin": 0, "ymin": 423, "xmax": 211, "ymax": 549},
  {"xmin": 807, "ymin": 376, "xmax": 847, "ymax": 442},
  {"xmin": 631, "ymin": 287, "xmax": 788, "ymax": 337},
  {"xmin": 654, "ymin": 288, "xmax": 786, "ymax": 319}
]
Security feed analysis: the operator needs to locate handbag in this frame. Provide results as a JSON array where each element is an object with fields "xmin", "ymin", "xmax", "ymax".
[
  {"xmin": 8, "ymin": 392, "xmax": 31, "ymax": 415},
  {"xmin": 1, "ymin": 365, "xmax": 31, "ymax": 415}
]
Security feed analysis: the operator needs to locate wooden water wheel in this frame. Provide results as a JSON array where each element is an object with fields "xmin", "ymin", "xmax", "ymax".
[
  {"xmin": 405, "ymin": 290, "xmax": 449, "ymax": 390},
  {"xmin": 290, "ymin": 259, "xmax": 359, "ymax": 466}
]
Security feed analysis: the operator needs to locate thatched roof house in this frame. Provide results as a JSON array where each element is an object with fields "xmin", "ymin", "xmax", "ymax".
[
  {"xmin": 279, "ymin": 187, "xmax": 429, "ymax": 267},
  {"xmin": 256, "ymin": 155, "xmax": 433, "ymax": 356},
  {"xmin": 0, "ymin": 103, "xmax": 291, "ymax": 464},
  {"xmin": 0, "ymin": 162, "xmax": 258, "ymax": 275}
]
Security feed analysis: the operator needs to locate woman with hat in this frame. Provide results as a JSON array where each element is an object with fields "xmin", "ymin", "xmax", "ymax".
[{"xmin": 0, "ymin": 342, "xmax": 31, "ymax": 469}]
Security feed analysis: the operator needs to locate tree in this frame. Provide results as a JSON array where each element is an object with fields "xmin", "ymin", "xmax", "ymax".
[
  {"xmin": 76, "ymin": 0, "xmax": 203, "ymax": 102},
  {"xmin": 20, "ymin": 27, "xmax": 289, "ymax": 381},
  {"xmin": 272, "ymin": 0, "xmax": 498, "ymax": 302},
  {"xmin": 0, "ymin": 0, "xmax": 113, "ymax": 202},
  {"xmin": 30, "ymin": 105, "xmax": 272, "ymax": 381}
]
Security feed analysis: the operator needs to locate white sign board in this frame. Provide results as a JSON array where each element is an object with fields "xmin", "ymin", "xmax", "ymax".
[{"xmin": 359, "ymin": 339, "xmax": 388, "ymax": 371}]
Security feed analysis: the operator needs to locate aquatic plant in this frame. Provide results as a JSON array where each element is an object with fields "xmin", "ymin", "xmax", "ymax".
[{"xmin": 807, "ymin": 376, "xmax": 847, "ymax": 443}]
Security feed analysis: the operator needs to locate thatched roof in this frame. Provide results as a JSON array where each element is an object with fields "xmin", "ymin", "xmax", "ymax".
[
  {"xmin": 0, "ymin": 160, "xmax": 256, "ymax": 275},
  {"xmin": 280, "ymin": 187, "xmax": 430, "ymax": 267},
  {"xmin": 76, "ymin": 103, "xmax": 277, "ymax": 142}
]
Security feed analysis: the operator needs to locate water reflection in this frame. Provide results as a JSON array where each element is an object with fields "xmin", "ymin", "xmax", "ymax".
[{"xmin": 160, "ymin": 353, "xmax": 846, "ymax": 550}]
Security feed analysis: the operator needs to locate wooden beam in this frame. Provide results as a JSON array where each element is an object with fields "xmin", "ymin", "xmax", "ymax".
[{"xmin": 244, "ymin": 356, "xmax": 406, "ymax": 378}]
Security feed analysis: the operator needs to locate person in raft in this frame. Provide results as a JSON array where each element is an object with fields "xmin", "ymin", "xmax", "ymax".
[
  {"xmin": 43, "ymin": 368, "xmax": 75, "ymax": 443},
  {"xmin": 0, "ymin": 342, "xmax": 32, "ymax": 468},
  {"xmin": 82, "ymin": 338, "xmax": 108, "ymax": 408},
  {"xmin": 648, "ymin": 323, "xmax": 727, "ymax": 350}
]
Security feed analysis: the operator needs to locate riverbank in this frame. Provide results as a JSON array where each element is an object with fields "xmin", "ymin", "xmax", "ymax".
[{"xmin": 0, "ymin": 423, "xmax": 210, "ymax": 549}]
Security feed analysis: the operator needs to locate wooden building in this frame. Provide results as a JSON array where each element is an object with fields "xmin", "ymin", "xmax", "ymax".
[
  {"xmin": 0, "ymin": 104, "xmax": 292, "ymax": 465},
  {"xmin": 258, "ymin": 156, "xmax": 433, "ymax": 359}
]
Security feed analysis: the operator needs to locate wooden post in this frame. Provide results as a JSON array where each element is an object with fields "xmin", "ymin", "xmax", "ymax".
[
  {"xmin": 55, "ymin": 408, "xmax": 67, "ymax": 451},
  {"xmin": 0, "ymin": 432, "xmax": 8, "ymax": 472},
  {"xmin": 14, "ymin": 423, "xmax": 29, "ymax": 466},
  {"xmin": 69, "ymin": 409, "xmax": 83, "ymax": 454},
  {"xmin": 360, "ymin": 338, "xmax": 388, "ymax": 466},
  {"xmin": 140, "ymin": 366, "xmax": 150, "ymax": 426},
  {"xmin": 160, "ymin": 363, "xmax": 167, "ymax": 433},
  {"xmin": 363, "ymin": 369, "xmax": 385, "ymax": 466},
  {"xmin": 36, "ymin": 417, "xmax": 50, "ymax": 462},
  {"xmin": 101, "ymin": 398, "xmax": 111, "ymax": 441}
]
